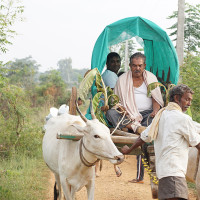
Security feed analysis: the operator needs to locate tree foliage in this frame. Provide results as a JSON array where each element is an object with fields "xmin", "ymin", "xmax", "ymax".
[
  {"xmin": 167, "ymin": 3, "xmax": 200, "ymax": 53},
  {"xmin": 36, "ymin": 70, "xmax": 69, "ymax": 106},
  {"xmin": 5, "ymin": 56, "xmax": 40, "ymax": 90},
  {"xmin": 180, "ymin": 53, "xmax": 200, "ymax": 122},
  {"xmin": 0, "ymin": 0, "xmax": 24, "ymax": 54},
  {"xmin": 0, "ymin": 84, "xmax": 31, "ymax": 155},
  {"xmin": 110, "ymin": 39, "xmax": 136, "ymax": 71},
  {"xmin": 57, "ymin": 57, "xmax": 72, "ymax": 83},
  {"xmin": 57, "ymin": 57, "xmax": 88, "ymax": 87}
]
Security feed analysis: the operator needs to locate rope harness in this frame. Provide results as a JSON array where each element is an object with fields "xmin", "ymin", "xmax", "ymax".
[
  {"xmin": 79, "ymin": 138, "xmax": 100, "ymax": 167},
  {"xmin": 79, "ymin": 138, "xmax": 119, "ymax": 167}
]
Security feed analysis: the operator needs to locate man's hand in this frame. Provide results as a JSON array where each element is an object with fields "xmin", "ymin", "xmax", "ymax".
[
  {"xmin": 150, "ymin": 110, "xmax": 158, "ymax": 118},
  {"xmin": 121, "ymin": 145, "xmax": 130, "ymax": 154},
  {"xmin": 117, "ymin": 105, "xmax": 129, "ymax": 116}
]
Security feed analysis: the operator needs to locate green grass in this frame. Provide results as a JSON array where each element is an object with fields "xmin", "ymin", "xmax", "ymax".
[{"xmin": 0, "ymin": 153, "xmax": 49, "ymax": 200}]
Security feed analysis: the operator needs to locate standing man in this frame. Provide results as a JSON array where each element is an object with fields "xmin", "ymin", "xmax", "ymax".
[
  {"xmin": 106, "ymin": 52, "xmax": 164, "ymax": 183},
  {"xmin": 121, "ymin": 84, "xmax": 200, "ymax": 200},
  {"xmin": 102, "ymin": 52, "xmax": 121, "ymax": 89}
]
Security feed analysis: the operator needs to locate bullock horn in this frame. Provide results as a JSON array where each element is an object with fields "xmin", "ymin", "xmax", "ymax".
[
  {"xmin": 90, "ymin": 98, "xmax": 96, "ymax": 119},
  {"xmin": 75, "ymin": 100, "xmax": 88, "ymax": 123}
]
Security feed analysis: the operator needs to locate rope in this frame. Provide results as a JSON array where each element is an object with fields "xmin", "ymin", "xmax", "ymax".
[
  {"xmin": 146, "ymin": 114, "xmax": 151, "ymax": 127},
  {"xmin": 79, "ymin": 138, "xmax": 100, "ymax": 167},
  {"xmin": 110, "ymin": 105, "xmax": 134, "ymax": 135},
  {"xmin": 82, "ymin": 138, "xmax": 118, "ymax": 160},
  {"xmin": 111, "ymin": 111, "xmax": 126, "ymax": 135}
]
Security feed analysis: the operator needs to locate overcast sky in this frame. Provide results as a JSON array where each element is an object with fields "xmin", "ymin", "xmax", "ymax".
[{"xmin": 2, "ymin": 0, "xmax": 199, "ymax": 72}]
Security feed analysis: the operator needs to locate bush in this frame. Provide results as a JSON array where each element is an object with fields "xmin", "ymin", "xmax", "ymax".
[{"xmin": 181, "ymin": 53, "xmax": 200, "ymax": 122}]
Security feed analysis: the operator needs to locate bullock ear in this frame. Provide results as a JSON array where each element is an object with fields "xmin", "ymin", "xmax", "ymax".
[{"xmin": 69, "ymin": 124, "xmax": 88, "ymax": 135}]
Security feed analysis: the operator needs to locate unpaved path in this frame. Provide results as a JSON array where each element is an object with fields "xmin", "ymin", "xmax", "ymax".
[{"xmin": 45, "ymin": 155, "xmax": 197, "ymax": 200}]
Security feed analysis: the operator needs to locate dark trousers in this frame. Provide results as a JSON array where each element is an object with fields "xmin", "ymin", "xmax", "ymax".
[
  {"xmin": 136, "ymin": 109, "xmax": 153, "ymax": 180},
  {"xmin": 106, "ymin": 108, "xmax": 153, "ymax": 180}
]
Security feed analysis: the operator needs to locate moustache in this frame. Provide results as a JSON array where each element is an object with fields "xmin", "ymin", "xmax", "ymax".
[{"xmin": 134, "ymin": 70, "xmax": 141, "ymax": 73}]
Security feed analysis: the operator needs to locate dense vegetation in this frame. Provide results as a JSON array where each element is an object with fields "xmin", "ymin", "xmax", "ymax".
[
  {"xmin": 0, "ymin": 1, "xmax": 88, "ymax": 199},
  {"xmin": 168, "ymin": 3, "xmax": 200, "ymax": 122}
]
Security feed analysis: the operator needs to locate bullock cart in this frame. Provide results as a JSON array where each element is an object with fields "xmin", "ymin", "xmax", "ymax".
[
  {"xmin": 59, "ymin": 16, "xmax": 179, "ymax": 199},
  {"xmin": 64, "ymin": 86, "xmax": 158, "ymax": 199}
]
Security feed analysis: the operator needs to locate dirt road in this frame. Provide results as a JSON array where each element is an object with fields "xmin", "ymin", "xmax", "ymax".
[{"xmin": 45, "ymin": 155, "xmax": 196, "ymax": 200}]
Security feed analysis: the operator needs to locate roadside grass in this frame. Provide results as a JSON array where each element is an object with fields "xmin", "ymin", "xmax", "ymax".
[
  {"xmin": 0, "ymin": 106, "xmax": 50, "ymax": 200},
  {"xmin": 0, "ymin": 102, "xmax": 90, "ymax": 200},
  {"xmin": 0, "ymin": 153, "xmax": 48, "ymax": 200}
]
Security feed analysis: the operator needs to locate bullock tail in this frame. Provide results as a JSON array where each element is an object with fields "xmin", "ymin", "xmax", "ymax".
[{"xmin": 54, "ymin": 182, "xmax": 59, "ymax": 200}]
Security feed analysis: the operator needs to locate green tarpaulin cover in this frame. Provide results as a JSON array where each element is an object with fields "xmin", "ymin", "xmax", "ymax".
[{"xmin": 91, "ymin": 16, "xmax": 179, "ymax": 84}]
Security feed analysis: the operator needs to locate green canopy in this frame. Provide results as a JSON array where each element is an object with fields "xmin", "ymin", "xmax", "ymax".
[{"xmin": 91, "ymin": 16, "xmax": 179, "ymax": 84}]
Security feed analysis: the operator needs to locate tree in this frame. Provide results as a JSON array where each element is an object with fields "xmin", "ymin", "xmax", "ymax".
[
  {"xmin": 109, "ymin": 39, "xmax": 136, "ymax": 72},
  {"xmin": 0, "ymin": 0, "xmax": 24, "ymax": 87},
  {"xmin": 0, "ymin": 0, "xmax": 24, "ymax": 54},
  {"xmin": 176, "ymin": 0, "xmax": 185, "ymax": 66},
  {"xmin": 57, "ymin": 57, "xmax": 88, "ymax": 87},
  {"xmin": 36, "ymin": 70, "xmax": 69, "ymax": 106},
  {"xmin": 168, "ymin": 3, "xmax": 200, "ymax": 54},
  {"xmin": 180, "ymin": 53, "xmax": 200, "ymax": 122},
  {"xmin": 5, "ymin": 56, "xmax": 40, "ymax": 91},
  {"xmin": 57, "ymin": 58, "xmax": 72, "ymax": 82}
]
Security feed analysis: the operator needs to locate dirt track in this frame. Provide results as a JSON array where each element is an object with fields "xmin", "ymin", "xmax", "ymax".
[{"xmin": 45, "ymin": 155, "xmax": 197, "ymax": 200}]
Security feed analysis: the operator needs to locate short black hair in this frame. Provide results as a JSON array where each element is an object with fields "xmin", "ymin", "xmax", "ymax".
[
  {"xmin": 129, "ymin": 52, "xmax": 146, "ymax": 64},
  {"xmin": 169, "ymin": 84, "xmax": 194, "ymax": 102},
  {"xmin": 106, "ymin": 52, "xmax": 121, "ymax": 63}
]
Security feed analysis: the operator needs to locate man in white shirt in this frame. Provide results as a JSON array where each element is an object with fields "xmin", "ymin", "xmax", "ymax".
[
  {"xmin": 121, "ymin": 84, "xmax": 200, "ymax": 200},
  {"xmin": 101, "ymin": 52, "xmax": 121, "ymax": 89}
]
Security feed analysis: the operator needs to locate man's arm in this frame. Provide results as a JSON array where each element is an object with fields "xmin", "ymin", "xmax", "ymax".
[
  {"xmin": 150, "ymin": 97, "xmax": 161, "ymax": 117},
  {"xmin": 121, "ymin": 137, "xmax": 145, "ymax": 154}
]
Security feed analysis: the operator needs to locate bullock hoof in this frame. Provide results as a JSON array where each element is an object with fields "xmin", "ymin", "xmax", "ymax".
[
  {"xmin": 115, "ymin": 166, "xmax": 122, "ymax": 177},
  {"xmin": 95, "ymin": 173, "xmax": 100, "ymax": 177}
]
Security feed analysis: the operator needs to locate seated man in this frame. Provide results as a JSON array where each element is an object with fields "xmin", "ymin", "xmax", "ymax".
[
  {"xmin": 96, "ymin": 52, "xmax": 122, "ymax": 177},
  {"xmin": 106, "ymin": 52, "xmax": 164, "ymax": 183},
  {"xmin": 102, "ymin": 52, "xmax": 121, "ymax": 89}
]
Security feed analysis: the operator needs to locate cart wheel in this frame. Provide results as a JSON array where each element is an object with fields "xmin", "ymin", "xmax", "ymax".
[{"xmin": 69, "ymin": 87, "xmax": 77, "ymax": 115}]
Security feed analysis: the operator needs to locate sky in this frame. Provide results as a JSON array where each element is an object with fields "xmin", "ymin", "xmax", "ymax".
[{"xmin": 2, "ymin": 0, "xmax": 199, "ymax": 72}]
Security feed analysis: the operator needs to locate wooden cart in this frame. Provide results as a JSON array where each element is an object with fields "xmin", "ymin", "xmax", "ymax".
[
  {"xmin": 67, "ymin": 86, "xmax": 158, "ymax": 199},
  {"xmin": 65, "ymin": 16, "xmax": 179, "ymax": 199}
]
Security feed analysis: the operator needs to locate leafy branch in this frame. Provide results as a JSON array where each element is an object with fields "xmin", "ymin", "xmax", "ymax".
[{"xmin": 78, "ymin": 68, "xmax": 119, "ymax": 125}]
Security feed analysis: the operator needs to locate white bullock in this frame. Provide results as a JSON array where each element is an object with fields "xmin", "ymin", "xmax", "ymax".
[
  {"xmin": 42, "ymin": 108, "xmax": 124, "ymax": 200},
  {"xmin": 186, "ymin": 147, "xmax": 200, "ymax": 200}
]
